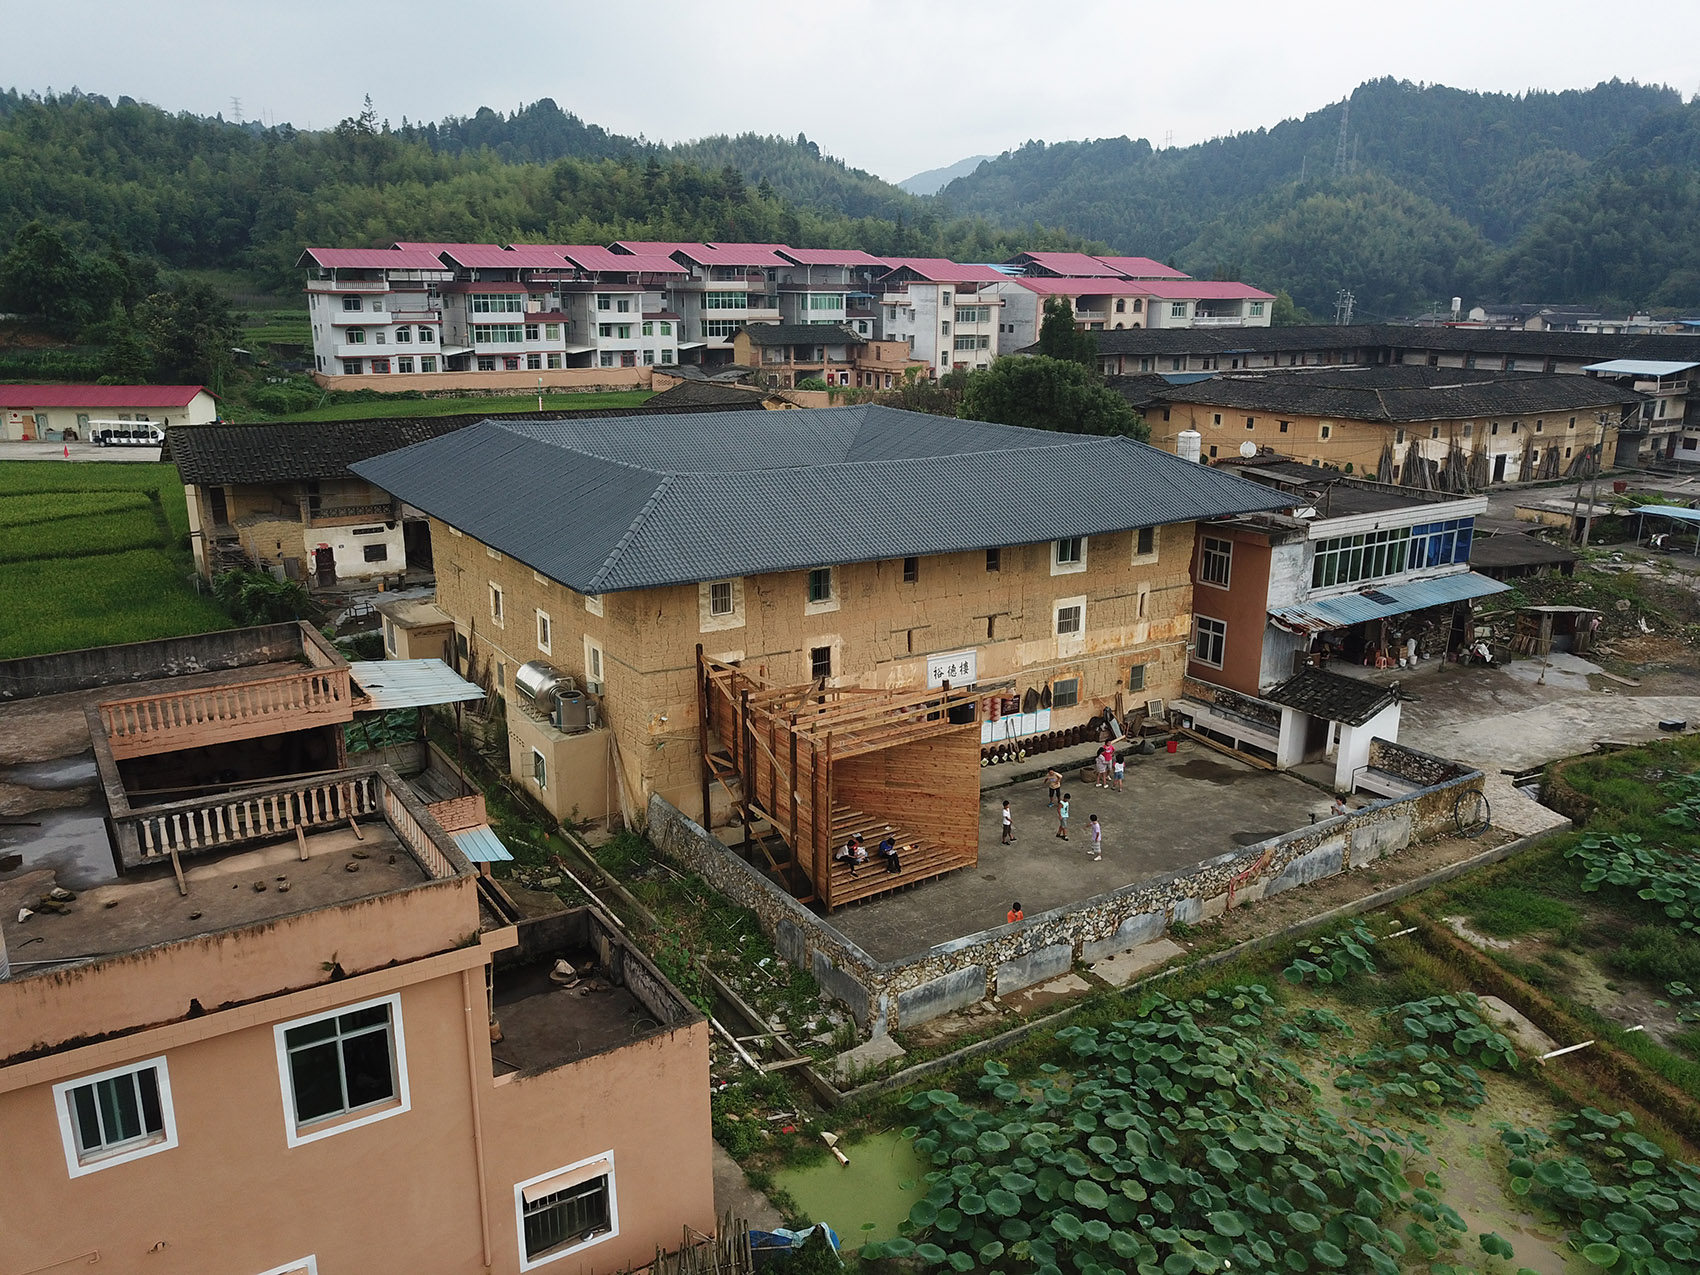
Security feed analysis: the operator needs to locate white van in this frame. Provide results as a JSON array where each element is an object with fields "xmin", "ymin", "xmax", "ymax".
[{"xmin": 89, "ymin": 420, "xmax": 165, "ymax": 447}]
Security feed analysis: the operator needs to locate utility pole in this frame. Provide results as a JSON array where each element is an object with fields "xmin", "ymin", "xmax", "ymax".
[
  {"xmin": 1334, "ymin": 289, "xmax": 1355, "ymax": 326},
  {"xmin": 230, "ymin": 96, "xmax": 242, "ymax": 125},
  {"xmin": 1571, "ymin": 410, "xmax": 1610, "ymax": 547},
  {"xmin": 1333, "ymin": 101, "xmax": 1350, "ymax": 179}
]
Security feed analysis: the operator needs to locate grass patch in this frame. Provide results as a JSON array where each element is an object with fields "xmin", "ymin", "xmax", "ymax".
[
  {"xmin": 0, "ymin": 461, "xmax": 193, "ymax": 540},
  {"xmin": 270, "ymin": 389, "xmax": 653, "ymax": 423},
  {"xmin": 1609, "ymin": 925, "xmax": 1700, "ymax": 986},
  {"xmin": 0, "ymin": 503, "xmax": 163, "ymax": 564},
  {"xmin": 1465, "ymin": 885, "xmax": 1581, "ymax": 938},
  {"xmin": 0, "ymin": 489, "xmax": 151, "ymax": 527},
  {"xmin": 0, "ymin": 550, "xmax": 232, "ymax": 658},
  {"xmin": 0, "ymin": 463, "xmax": 224, "ymax": 657}
]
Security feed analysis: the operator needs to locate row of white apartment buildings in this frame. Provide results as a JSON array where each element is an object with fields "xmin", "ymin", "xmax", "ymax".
[{"xmin": 300, "ymin": 242, "xmax": 1273, "ymax": 382}]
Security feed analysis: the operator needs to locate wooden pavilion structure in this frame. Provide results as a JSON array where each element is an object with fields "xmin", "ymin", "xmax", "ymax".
[{"xmin": 698, "ymin": 652, "xmax": 1004, "ymax": 911}]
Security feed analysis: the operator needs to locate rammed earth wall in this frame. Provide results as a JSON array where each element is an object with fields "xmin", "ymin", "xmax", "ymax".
[{"xmin": 648, "ymin": 745, "xmax": 1483, "ymax": 1036}]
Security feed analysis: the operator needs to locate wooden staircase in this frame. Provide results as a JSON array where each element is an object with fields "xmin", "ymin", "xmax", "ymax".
[{"xmin": 825, "ymin": 805, "xmax": 974, "ymax": 908}]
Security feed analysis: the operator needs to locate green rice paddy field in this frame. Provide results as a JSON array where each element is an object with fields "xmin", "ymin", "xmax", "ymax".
[{"xmin": 0, "ymin": 461, "xmax": 230, "ymax": 659}]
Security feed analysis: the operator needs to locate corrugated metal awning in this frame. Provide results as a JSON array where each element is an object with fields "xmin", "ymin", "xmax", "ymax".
[
  {"xmin": 452, "ymin": 824, "xmax": 513, "ymax": 864},
  {"xmin": 1584, "ymin": 359, "xmax": 1700, "ymax": 376},
  {"xmin": 1634, "ymin": 505, "xmax": 1700, "ymax": 526},
  {"xmin": 1269, "ymin": 572, "xmax": 1510, "ymax": 633},
  {"xmin": 349, "ymin": 659, "xmax": 485, "ymax": 710}
]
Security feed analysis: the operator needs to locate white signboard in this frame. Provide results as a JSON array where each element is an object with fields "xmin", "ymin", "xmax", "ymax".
[{"xmin": 927, "ymin": 649, "xmax": 977, "ymax": 688}]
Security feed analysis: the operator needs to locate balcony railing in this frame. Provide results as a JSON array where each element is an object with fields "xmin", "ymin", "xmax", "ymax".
[
  {"xmin": 110, "ymin": 767, "xmax": 462, "ymax": 879},
  {"xmin": 1190, "ymin": 314, "xmax": 1248, "ymax": 326},
  {"xmin": 97, "ymin": 667, "xmax": 353, "ymax": 761},
  {"xmin": 307, "ymin": 278, "xmax": 390, "ymax": 292}
]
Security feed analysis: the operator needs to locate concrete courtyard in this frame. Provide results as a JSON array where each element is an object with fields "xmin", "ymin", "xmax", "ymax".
[{"xmin": 824, "ymin": 742, "xmax": 1333, "ymax": 962}]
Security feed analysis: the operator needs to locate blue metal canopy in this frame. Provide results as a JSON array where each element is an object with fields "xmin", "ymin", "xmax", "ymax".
[{"xmin": 1269, "ymin": 571, "xmax": 1509, "ymax": 633}]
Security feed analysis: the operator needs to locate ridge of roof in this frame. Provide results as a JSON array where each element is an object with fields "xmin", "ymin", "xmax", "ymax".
[{"xmin": 589, "ymin": 471, "xmax": 677, "ymax": 594}]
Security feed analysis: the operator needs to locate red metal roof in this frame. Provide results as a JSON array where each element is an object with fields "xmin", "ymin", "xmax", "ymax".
[
  {"xmin": 0, "ymin": 384, "xmax": 213, "ymax": 408},
  {"xmin": 1132, "ymin": 280, "xmax": 1275, "ymax": 300},
  {"xmin": 879, "ymin": 258, "xmax": 1008, "ymax": 284},
  {"xmin": 1092, "ymin": 255, "xmax": 1190, "ymax": 280},
  {"xmin": 612, "ymin": 241, "xmax": 708, "ymax": 255},
  {"xmin": 437, "ymin": 244, "xmax": 569, "ymax": 269},
  {"xmin": 778, "ymin": 248, "xmax": 889, "ymax": 268},
  {"xmin": 555, "ymin": 246, "xmax": 686, "ymax": 274},
  {"xmin": 676, "ymin": 244, "xmax": 788, "ymax": 268},
  {"xmin": 298, "ymin": 247, "xmax": 451, "ymax": 271},
  {"xmin": 1011, "ymin": 251, "xmax": 1124, "ymax": 278},
  {"xmin": 1011, "ymin": 277, "xmax": 1135, "ymax": 296}
]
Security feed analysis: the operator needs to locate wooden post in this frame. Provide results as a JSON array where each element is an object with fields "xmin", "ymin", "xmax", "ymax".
[
  {"xmin": 788, "ymin": 719, "xmax": 799, "ymax": 850},
  {"xmin": 821, "ymin": 734, "xmax": 834, "ymax": 911},
  {"xmin": 696, "ymin": 645, "xmax": 712, "ymax": 827},
  {"xmin": 169, "ymin": 846, "xmax": 188, "ymax": 896}
]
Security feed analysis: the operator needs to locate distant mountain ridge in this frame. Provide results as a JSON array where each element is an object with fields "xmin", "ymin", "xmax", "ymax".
[
  {"xmin": 899, "ymin": 155, "xmax": 993, "ymax": 196},
  {"xmin": 936, "ymin": 78, "xmax": 1692, "ymax": 316}
]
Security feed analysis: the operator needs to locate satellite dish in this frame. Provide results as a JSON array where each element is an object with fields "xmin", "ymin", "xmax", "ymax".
[{"xmin": 1239, "ymin": 441, "xmax": 1258, "ymax": 458}]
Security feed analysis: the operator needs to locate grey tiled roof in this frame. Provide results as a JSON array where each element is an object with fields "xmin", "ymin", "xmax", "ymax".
[
  {"xmin": 351, "ymin": 404, "xmax": 1286, "ymax": 595},
  {"xmin": 1152, "ymin": 366, "xmax": 1641, "ymax": 423},
  {"xmin": 166, "ymin": 403, "xmax": 761, "ymax": 486},
  {"xmin": 644, "ymin": 381, "xmax": 768, "ymax": 409},
  {"xmin": 1071, "ymin": 324, "xmax": 1700, "ymax": 362},
  {"xmin": 1262, "ymin": 668, "xmax": 1397, "ymax": 727}
]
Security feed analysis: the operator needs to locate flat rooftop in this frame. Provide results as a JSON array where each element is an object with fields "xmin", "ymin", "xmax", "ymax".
[
  {"xmin": 0, "ymin": 825, "xmax": 425, "ymax": 975},
  {"xmin": 825, "ymin": 745, "xmax": 1331, "ymax": 962},
  {"xmin": 490, "ymin": 955, "xmax": 656, "ymax": 1077},
  {"xmin": 0, "ymin": 662, "xmax": 307, "ymax": 893}
]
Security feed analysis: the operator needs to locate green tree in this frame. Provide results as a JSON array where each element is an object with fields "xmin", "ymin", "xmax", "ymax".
[
  {"xmin": 959, "ymin": 355, "xmax": 1147, "ymax": 439},
  {"xmin": 0, "ymin": 221, "xmax": 122, "ymax": 335},
  {"xmin": 133, "ymin": 281, "xmax": 242, "ymax": 392},
  {"xmin": 1036, "ymin": 295, "xmax": 1097, "ymax": 366},
  {"xmin": 1270, "ymin": 288, "xmax": 1313, "ymax": 325}
]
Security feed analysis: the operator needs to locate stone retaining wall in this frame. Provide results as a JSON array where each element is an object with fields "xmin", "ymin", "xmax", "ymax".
[{"xmin": 648, "ymin": 759, "xmax": 1484, "ymax": 1036}]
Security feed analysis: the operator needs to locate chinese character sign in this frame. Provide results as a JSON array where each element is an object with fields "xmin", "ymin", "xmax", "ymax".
[{"xmin": 927, "ymin": 649, "xmax": 978, "ymax": 688}]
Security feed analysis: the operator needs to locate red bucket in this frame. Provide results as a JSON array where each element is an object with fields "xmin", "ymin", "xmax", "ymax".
[{"xmin": 1165, "ymin": 739, "xmax": 1178, "ymax": 754}]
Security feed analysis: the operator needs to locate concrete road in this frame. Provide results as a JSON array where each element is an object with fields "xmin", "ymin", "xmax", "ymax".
[
  {"xmin": 0, "ymin": 440, "xmax": 162, "ymax": 463},
  {"xmin": 1398, "ymin": 657, "xmax": 1700, "ymax": 772}
]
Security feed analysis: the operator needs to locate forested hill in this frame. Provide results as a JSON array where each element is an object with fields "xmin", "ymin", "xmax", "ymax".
[
  {"xmin": 0, "ymin": 89, "xmax": 1090, "ymax": 294},
  {"xmin": 404, "ymin": 99, "xmax": 925, "ymax": 226},
  {"xmin": 939, "ymin": 78, "xmax": 1692, "ymax": 317}
]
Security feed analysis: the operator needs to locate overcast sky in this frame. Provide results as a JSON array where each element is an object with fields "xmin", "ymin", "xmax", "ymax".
[{"xmin": 10, "ymin": 0, "xmax": 1699, "ymax": 183}]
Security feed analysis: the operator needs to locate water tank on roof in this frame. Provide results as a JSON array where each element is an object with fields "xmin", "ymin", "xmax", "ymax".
[
  {"xmin": 1176, "ymin": 430, "xmax": 1203, "ymax": 464},
  {"xmin": 515, "ymin": 660, "xmax": 574, "ymax": 709}
]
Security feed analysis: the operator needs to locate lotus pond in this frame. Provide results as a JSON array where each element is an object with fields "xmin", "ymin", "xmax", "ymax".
[{"xmin": 773, "ymin": 920, "xmax": 1700, "ymax": 1275}]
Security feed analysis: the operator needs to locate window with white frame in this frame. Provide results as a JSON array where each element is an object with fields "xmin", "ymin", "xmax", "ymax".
[
  {"xmin": 489, "ymin": 583, "xmax": 504, "ymax": 625},
  {"xmin": 583, "ymin": 592, "xmax": 603, "ymax": 617},
  {"xmin": 532, "ymin": 748, "xmax": 547, "ymax": 790},
  {"xmin": 54, "ymin": 1056, "xmax": 178, "ymax": 1176},
  {"xmin": 1052, "ymin": 537, "xmax": 1086, "ymax": 575},
  {"xmin": 1200, "ymin": 536, "xmax": 1232, "ymax": 587},
  {"xmin": 585, "ymin": 637, "xmax": 605, "ymax": 687},
  {"xmin": 1170, "ymin": 301, "xmax": 1188, "ymax": 318},
  {"xmin": 536, "ymin": 609, "xmax": 552, "ymax": 654},
  {"xmin": 1194, "ymin": 615, "xmax": 1227, "ymax": 667},
  {"xmin": 341, "ymin": 295, "xmax": 362, "ymax": 311},
  {"xmin": 709, "ymin": 581, "xmax": 735, "ymax": 616},
  {"xmin": 1133, "ymin": 526, "xmax": 1156, "ymax": 559},
  {"xmin": 806, "ymin": 566, "xmax": 836, "ymax": 608},
  {"xmin": 1249, "ymin": 301, "xmax": 1265, "ymax": 317},
  {"xmin": 274, "ymin": 994, "xmax": 407, "ymax": 1145},
  {"xmin": 1055, "ymin": 598, "xmax": 1085, "ymax": 638},
  {"xmin": 516, "ymin": 1154, "xmax": 618, "ymax": 1269}
]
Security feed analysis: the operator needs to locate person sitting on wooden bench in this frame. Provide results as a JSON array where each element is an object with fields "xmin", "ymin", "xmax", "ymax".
[
  {"xmin": 835, "ymin": 833, "xmax": 867, "ymax": 875},
  {"xmin": 877, "ymin": 834, "xmax": 901, "ymax": 874}
]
